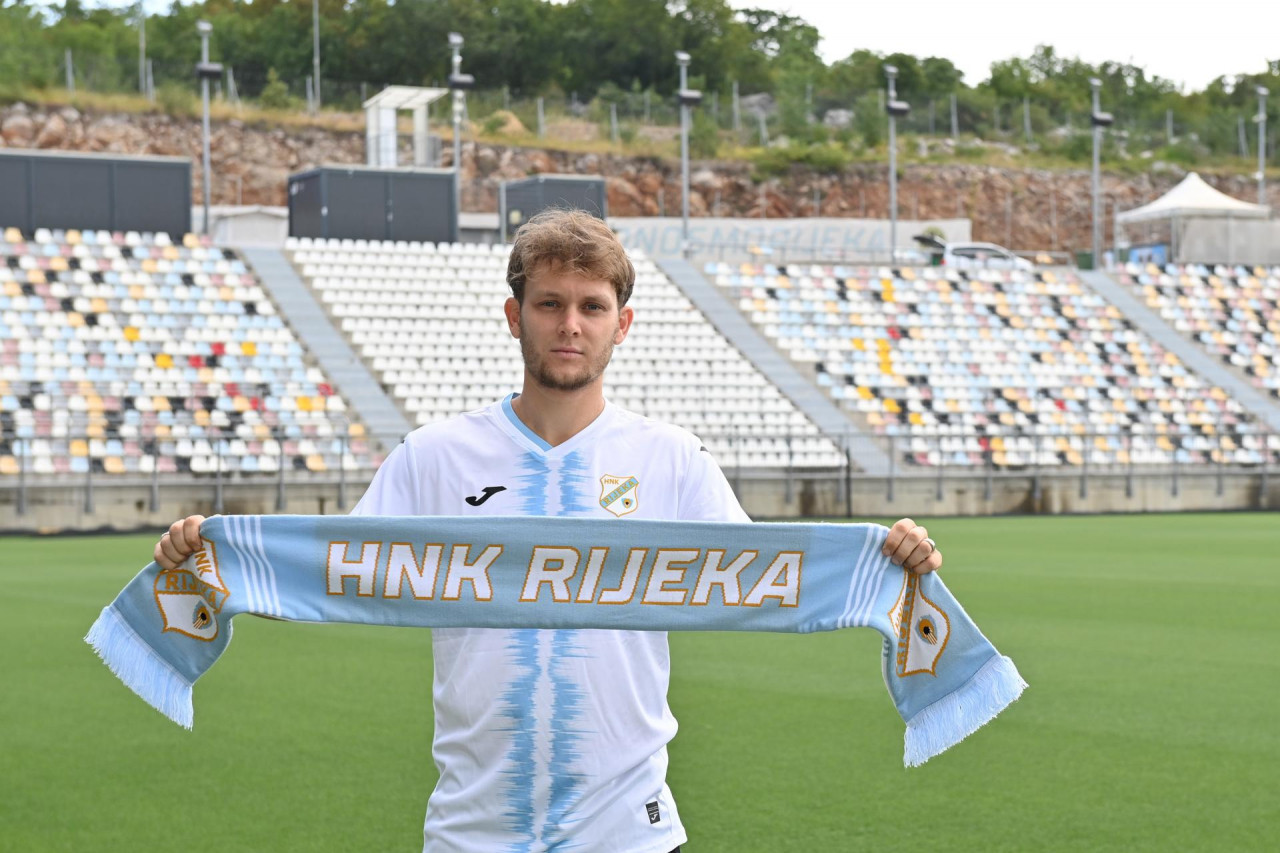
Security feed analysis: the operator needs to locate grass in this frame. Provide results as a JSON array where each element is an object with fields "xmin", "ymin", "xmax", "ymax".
[{"xmin": 1, "ymin": 513, "xmax": 1277, "ymax": 851}]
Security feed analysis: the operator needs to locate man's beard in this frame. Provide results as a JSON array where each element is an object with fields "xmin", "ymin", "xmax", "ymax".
[{"xmin": 519, "ymin": 319, "xmax": 616, "ymax": 392}]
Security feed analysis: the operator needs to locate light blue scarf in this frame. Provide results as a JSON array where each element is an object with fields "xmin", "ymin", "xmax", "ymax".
[{"xmin": 85, "ymin": 515, "xmax": 1026, "ymax": 766}]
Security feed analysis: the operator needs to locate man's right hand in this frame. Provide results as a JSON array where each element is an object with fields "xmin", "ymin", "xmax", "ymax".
[{"xmin": 154, "ymin": 515, "xmax": 207, "ymax": 570}]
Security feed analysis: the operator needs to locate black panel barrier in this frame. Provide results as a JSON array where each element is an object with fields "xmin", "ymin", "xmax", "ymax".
[
  {"xmin": 0, "ymin": 158, "xmax": 32, "ymax": 233},
  {"xmin": 33, "ymin": 161, "xmax": 112, "ymax": 231},
  {"xmin": 287, "ymin": 167, "xmax": 457, "ymax": 243},
  {"xmin": 500, "ymin": 176, "xmax": 607, "ymax": 242},
  {"xmin": 0, "ymin": 150, "xmax": 191, "ymax": 236},
  {"xmin": 288, "ymin": 172, "xmax": 325, "ymax": 238},
  {"xmin": 389, "ymin": 173, "xmax": 456, "ymax": 243},
  {"xmin": 115, "ymin": 162, "xmax": 192, "ymax": 235},
  {"xmin": 327, "ymin": 172, "xmax": 388, "ymax": 241}
]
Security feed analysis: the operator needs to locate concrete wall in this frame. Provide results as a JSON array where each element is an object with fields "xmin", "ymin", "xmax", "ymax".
[
  {"xmin": 2, "ymin": 470, "xmax": 1274, "ymax": 533},
  {"xmin": 609, "ymin": 216, "xmax": 971, "ymax": 261}
]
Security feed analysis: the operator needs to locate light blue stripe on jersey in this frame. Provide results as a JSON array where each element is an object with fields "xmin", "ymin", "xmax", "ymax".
[
  {"xmin": 498, "ymin": 629, "xmax": 542, "ymax": 852},
  {"xmin": 542, "ymin": 630, "xmax": 589, "ymax": 849},
  {"xmin": 558, "ymin": 450, "xmax": 591, "ymax": 515},
  {"xmin": 516, "ymin": 452, "xmax": 551, "ymax": 516},
  {"xmin": 502, "ymin": 394, "xmax": 553, "ymax": 451}
]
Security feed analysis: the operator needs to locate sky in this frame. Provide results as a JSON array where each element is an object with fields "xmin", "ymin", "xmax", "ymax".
[{"xmin": 729, "ymin": 0, "xmax": 1279, "ymax": 91}]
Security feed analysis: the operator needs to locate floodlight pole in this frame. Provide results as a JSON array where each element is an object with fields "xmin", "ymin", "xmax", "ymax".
[
  {"xmin": 450, "ymin": 33, "xmax": 465, "ymax": 223},
  {"xmin": 884, "ymin": 66, "xmax": 909, "ymax": 263},
  {"xmin": 1090, "ymin": 78, "xmax": 1103, "ymax": 267},
  {"xmin": 1258, "ymin": 86, "xmax": 1269, "ymax": 207},
  {"xmin": 312, "ymin": 0, "xmax": 321, "ymax": 111},
  {"xmin": 677, "ymin": 51, "xmax": 691, "ymax": 257},
  {"xmin": 887, "ymin": 68, "xmax": 898, "ymax": 262},
  {"xmin": 198, "ymin": 21, "xmax": 214, "ymax": 235},
  {"xmin": 138, "ymin": 2, "xmax": 146, "ymax": 95}
]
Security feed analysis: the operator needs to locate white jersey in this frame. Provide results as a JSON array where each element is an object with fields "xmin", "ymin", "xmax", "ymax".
[{"xmin": 352, "ymin": 395, "xmax": 749, "ymax": 853}]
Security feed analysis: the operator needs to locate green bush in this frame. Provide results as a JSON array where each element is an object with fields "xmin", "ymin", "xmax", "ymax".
[
  {"xmin": 690, "ymin": 109, "xmax": 719, "ymax": 158},
  {"xmin": 155, "ymin": 83, "xmax": 197, "ymax": 117},
  {"xmin": 259, "ymin": 68, "xmax": 292, "ymax": 111},
  {"xmin": 1153, "ymin": 141, "xmax": 1201, "ymax": 167},
  {"xmin": 749, "ymin": 142, "xmax": 852, "ymax": 178}
]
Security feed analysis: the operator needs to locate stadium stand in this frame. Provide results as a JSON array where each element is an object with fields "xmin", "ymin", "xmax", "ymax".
[
  {"xmin": 0, "ymin": 227, "xmax": 378, "ymax": 478},
  {"xmin": 285, "ymin": 237, "xmax": 845, "ymax": 468},
  {"xmin": 1115, "ymin": 262, "xmax": 1280, "ymax": 400},
  {"xmin": 707, "ymin": 261, "xmax": 1279, "ymax": 468}
]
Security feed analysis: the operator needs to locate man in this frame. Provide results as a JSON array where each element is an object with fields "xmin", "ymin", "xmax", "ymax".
[{"xmin": 155, "ymin": 209, "xmax": 943, "ymax": 851}]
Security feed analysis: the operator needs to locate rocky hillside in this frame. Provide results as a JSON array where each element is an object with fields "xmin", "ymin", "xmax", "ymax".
[{"xmin": 3, "ymin": 102, "xmax": 1274, "ymax": 252}]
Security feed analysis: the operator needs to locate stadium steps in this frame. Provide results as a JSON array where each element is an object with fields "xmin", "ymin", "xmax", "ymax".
[
  {"xmin": 1079, "ymin": 269, "xmax": 1280, "ymax": 432},
  {"xmin": 656, "ymin": 256, "xmax": 890, "ymax": 475},
  {"xmin": 241, "ymin": 248, "xmax": 412, "ymax": 451}
]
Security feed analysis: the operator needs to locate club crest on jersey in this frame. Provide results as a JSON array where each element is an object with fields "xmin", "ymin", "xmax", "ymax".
[
  {"xmin": 153, "ymin": 536, "xmax": 229, "ymax": 642},
  {"xmin": 887, "ymin": 571, "xmax": 950, "ymax": 677},
  {"xmin": 599, "ymin": 474, "xmax": 639, "ymax": 517}
]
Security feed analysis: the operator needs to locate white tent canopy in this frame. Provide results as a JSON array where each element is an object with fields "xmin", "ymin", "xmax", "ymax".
[{"xmin": 1117, "ymin": 172, "xmax": 1270, "ymax": 224}]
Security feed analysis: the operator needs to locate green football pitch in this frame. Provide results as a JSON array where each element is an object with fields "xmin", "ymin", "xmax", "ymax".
[{"xmin": 2, "ymin": 513, "xmax": 1276, "ymax": 852}]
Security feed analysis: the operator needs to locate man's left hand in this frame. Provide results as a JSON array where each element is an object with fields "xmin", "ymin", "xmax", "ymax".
[{"xmin": 882, "ymin": 518, "xmax": 942, "ymax": 574}]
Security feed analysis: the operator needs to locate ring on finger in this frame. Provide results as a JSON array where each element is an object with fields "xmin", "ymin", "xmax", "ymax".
[{"xmin": 923, "ymin": 537, "xmax": 936, "ymax": 553}]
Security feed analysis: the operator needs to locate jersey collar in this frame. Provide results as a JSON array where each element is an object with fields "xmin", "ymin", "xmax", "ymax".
[{"xmin": 496, "ymin": 392, "xmax": 615, "ymax": 456}]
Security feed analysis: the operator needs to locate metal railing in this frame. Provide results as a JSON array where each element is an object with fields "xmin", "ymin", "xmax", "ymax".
[
  {"xmin": 2, "ymin": 424, "xmax": 1275, "ymax": 521},
  {"xmin": 1, "ymin": 431, "xmax": 379, "ymax": 516}
]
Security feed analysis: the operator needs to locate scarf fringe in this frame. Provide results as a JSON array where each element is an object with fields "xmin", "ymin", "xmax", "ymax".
[
  {"xmin": 84, "ymin": 605, "xmax": 194, "ymax": 729},
  {"xmin": 903, "ymin": 654, "xmax": 1026, "ymax": 767}
]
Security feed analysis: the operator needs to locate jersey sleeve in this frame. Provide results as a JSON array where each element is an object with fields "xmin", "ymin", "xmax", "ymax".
[
  {"xmin": 350, "ymin": 440, "xmax": 422, "ymax": 517},
  {"xmin": 677, "ymin": 443, "xmax": 751, "ymax": 523}
]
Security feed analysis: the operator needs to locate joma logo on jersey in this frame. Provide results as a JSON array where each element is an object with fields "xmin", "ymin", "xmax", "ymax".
[
  {"xmin": 153, "ymin": 536, "xmax": 229, "ymax": 642},
  {"xmin": 599, "ymin": 474, "xmax": 639, "ymax": 517},
  {"xmin": 887, "ymin": 571, "xmax": 950, "ymax": 677}
]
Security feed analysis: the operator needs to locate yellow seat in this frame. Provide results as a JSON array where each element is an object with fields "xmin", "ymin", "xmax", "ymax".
[
  {"xmin": 155, "ymin": 353, "xmax": 174, "ymax": 369},
  {"xmin": 70, "ymin": 440, "xmax": 89, "ymax": 457},
  {"xmin": 306, "ymin": 454, "xmax": 327, "ymax": 472},
  {"xmin": 241, "ymin": 342, "xmax": 257, "ymax": 356}
]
